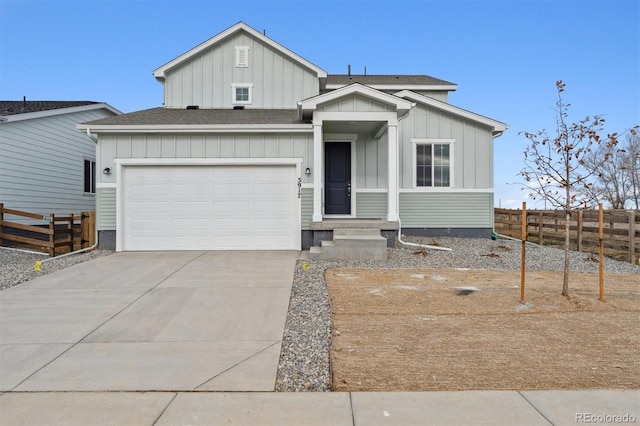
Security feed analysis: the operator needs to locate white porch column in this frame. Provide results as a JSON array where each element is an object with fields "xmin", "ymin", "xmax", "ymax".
[
  {"xmin": 387, "ymin": 124, "xmax": 399, "ymax": 222},
  {"xmin": 312, "ymin": 123, "xmax": 323, "ymax": 222}
]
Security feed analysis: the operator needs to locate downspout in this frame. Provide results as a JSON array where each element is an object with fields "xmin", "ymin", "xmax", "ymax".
[
  {"xmin": 35, "ymin": 128, "xmax": 101, "ymax": 270},
  {"xmin": 394, "ymin": 106, "xmax": 451, "ymax": 252}
]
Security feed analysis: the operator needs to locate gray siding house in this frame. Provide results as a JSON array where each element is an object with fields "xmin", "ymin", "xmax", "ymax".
[
  {"xmin": 0, "ymin": 101, "xmax": 120, "ymax": 222},
  {"xmin": 78, "ymin": 22, "xmax": 506, "ymax": 252}
]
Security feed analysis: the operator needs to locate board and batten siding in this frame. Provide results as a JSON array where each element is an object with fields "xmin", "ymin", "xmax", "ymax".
[
  {"xmin": 399, "ymin": 104, "xmax": 494, "ymax": 189},
  {"xmin": 164, "ymin": 31, "xmax": 319, "ymax": 109},
  {"xmin": 399, "ymin": 192, "xmax": 493, "ymax": 228},
  {"xmin": 96, "ymin": 132, "xmax": 313, "ymax": 230},
  {"xmin": 0, "ymin": 109, "xmax": 113, "ymax": 222},
  {"xmin": 319, "ymin": 95, "xmax": 397, "ymax": 113}
]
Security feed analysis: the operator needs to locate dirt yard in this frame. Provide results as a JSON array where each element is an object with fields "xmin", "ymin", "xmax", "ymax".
[{"xmin": 327, "ymin": 268, "xmax": 639, "ymax": 391}]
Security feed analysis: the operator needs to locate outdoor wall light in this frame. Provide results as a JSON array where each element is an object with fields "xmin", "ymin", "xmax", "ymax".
[
  {"xmin": 103, "ymin": 167, "xmax": 111, "ymax": 175},
  {"xmin": 305, "ymin": 167, "xmax": 311, "ymax": 175}
]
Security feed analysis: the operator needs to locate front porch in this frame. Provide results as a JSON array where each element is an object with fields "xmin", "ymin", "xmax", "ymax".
[{"xmin": 302, "ymin": 219, "xmax": 399, "ymax": 251}]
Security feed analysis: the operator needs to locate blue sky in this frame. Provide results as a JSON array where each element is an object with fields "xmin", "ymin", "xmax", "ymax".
[{"xmin": 1, "ymin": 0, "xmax": 638, "ymax": 209}]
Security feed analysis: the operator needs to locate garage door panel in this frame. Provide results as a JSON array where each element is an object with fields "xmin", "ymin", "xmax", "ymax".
[{"xmin": 122, "ymin": 165, "xmax": 298, "ymax": 251}]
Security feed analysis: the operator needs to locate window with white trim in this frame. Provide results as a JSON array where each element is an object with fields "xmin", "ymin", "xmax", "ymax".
[
  {"xmin": 235, "ymin": 46, "xmax": 249, "ymax": 67},
  {"xmin": 231, "ymin": 83, "xmax": 253, "ymax": 105},
  {"xmin": 415, "ymin": 141, "xmax": 451, "ymax": 187},
  {"xmin": 83, "ymin": 159, "xmax": 96, "ymax": 194}
]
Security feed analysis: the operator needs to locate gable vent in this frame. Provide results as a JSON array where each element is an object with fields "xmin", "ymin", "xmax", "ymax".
[{"xmin": 235, "ymin": 46, "xmax": 249, "ymax": 68}]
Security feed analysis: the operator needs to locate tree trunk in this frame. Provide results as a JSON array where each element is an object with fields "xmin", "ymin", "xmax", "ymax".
[{"xmin": 562, "ymin": 210, "xmax": 571, "ymax": 295}]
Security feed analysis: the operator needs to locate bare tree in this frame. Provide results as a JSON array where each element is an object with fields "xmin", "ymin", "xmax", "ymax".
[
  {"xmin": 580, "ymin": 133, "xmax": 640, "ymax": 210},
  {"xmin": 518, "ymin": 81, "xmax": 636, "ymax": 296}
]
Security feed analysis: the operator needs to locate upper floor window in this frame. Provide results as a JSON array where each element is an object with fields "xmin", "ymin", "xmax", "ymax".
[
  {"xmin": 235, "ymin": 46, "xmax": 249, "ymax": 68},
  {"xmin": 83, "ymin": 159, "xmax": 96, "ymax": 194},
  {"xmin": 231, "ymin": 83, "xmax": 253, "ymax": 105},
  {"xmin": 412, "ymin": 139, "xmax": 453, "ymax": 188}
]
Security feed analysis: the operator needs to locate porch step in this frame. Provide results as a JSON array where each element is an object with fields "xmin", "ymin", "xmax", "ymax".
[{"xmin": 308, "ymin": 228, "xmax": 387, "ymax": 260}]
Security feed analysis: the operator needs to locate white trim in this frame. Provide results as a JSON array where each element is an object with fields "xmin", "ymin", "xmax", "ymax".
[
  {"xmin": 153, "ymin": 22, "xmax": 327, "ymax": 81},
  {"xmin": 114, "ymin": 158, "xmax": 303, "ymax": 166},
  {"xmin": 231, "ymin": 83, "xmax": 253, "ymax": 105},
  {"xmin": 77, "ymin": 124, "xmax": 312, "ymax": 133},
  {"xmin": 395, "ymin": 90, "xmax": 507, "ymax": 134},
  {"xmin": 115, "ymin": 158, "xmax": 303, "ymax": 252},
  {"xmin": 96, "ymin": 182, "xmax": 117, "ymax": 189},
  {"xmin": 325, "ymin": 84, "xmax": 458, "ymax": 91},
  {"xmin": 400, "ymin": 188, "xmax": 493, "ymax": 193},
  {"xmin": 411, "ymin": 139, "xmax": 455, "ymax": 189},
  {"xmin": 323, "ymin": 137, "xmax": 357, "ymax": 218},
  {"xmin": 2, "ymin": 103, "xmax": 121, "ymax": 123},
  {"xmin": 300, "ymin": 83, "xmax": 413, "ymax": 116},
  {"xmin": 356, "ymin": 188, "xmax": 388, "ymax": 193},
  {"xmin": 313, "ymin": 111, "xmax": 398, "ymax": 126}
]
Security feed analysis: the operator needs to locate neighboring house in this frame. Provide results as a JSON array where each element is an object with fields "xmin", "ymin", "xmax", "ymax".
[
  {"xmin": 0, "ymin": 100, "xmax": 121, "ymax": 222},
  {"xmin": 78, "ymin": 22, "xmax": 506, "ymax": 252}
]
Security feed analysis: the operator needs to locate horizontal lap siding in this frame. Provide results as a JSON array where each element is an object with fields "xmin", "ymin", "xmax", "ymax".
[
  {"xmin": 301, "ymin": 188, "xmax": 313, "ymax": 230},
  {"xmin": 0, "ymin": 109, "xmax": 113, "ymax": 223},
  {"xmin": 356, "ymin": 193, "xmax": 386, "ymax": 219},
  {"xmin": 399, "ymin": 192, "xmax": 492, "ymax": 228},
  {"xmin": 97, "ymin": 188, "xmax": 116, "ymax": 230}
]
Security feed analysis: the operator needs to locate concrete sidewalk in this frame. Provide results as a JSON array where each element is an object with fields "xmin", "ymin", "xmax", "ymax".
[{"xmin": 1, "ymin": 389, "xmax": 637, "ymax": 425}]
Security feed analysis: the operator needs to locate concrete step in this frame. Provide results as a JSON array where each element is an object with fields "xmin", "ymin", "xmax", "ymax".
[{"xmin": 308, "ymin": 228, "xmax": 387, "ymax": 260}]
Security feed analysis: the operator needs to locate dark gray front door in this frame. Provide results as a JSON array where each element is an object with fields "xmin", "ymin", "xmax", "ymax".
[{"xmin": 325, "ymin": 142, "xmax": 351, "ymax": 215}]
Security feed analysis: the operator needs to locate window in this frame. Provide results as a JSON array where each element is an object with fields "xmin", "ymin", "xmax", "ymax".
[
  {"xmin": 235, "ymin": 46, "xmax": 249, "ymax": 67},
  {"xmin": 231, "ymin": 83, "xmax": 253, "ymax": 105},
  {"xmin": 84, "ymin": 159, "xmax": 96, "ymax": 194},
  {"xmin": 414, "ymin": 140, "xmax": 452, "ymax": 187}
]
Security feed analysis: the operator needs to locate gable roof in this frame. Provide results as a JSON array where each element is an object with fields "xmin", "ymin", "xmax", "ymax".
[
  {"xmin": 326, "ymin": 75, "xmax": 457, "ymax": 91},
  {"xmin": 395, "ymin": 90, "xmax": 507, "ymax": 136},
  {"xmin": 299, "ymin": 83, "xmax": 414, "ymax": 119},
  {"xmin": 0, "ymin": 101, "xmax": 121, "ymax": 123},
  {"xmin": 77, "ymin": 107, "xmax": 310, "ymax": 133},
  {"xmin": 153, "ymin": 21, "xmax": 327, "ymax": 82}
]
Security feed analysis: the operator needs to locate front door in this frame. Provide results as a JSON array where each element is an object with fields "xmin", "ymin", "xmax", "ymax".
[{"xmin": 325, "ymin": 142, "xmax": 351, "ymax": 215}]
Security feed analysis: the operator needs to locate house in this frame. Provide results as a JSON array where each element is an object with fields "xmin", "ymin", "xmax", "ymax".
[
  {"xmin": 0, "ymin": 100, "xmax": 121, "ymax": 222},
  {"xmin": 78, "ymin": 22, "xmax": 506, "ymax": 252}
]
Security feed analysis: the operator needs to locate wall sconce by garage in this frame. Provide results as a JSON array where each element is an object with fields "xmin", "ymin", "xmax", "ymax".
[
  {"xmin": 305, "ymin": 167, "xmax": 311, "ymax": 176},
  {"xmin": 103, "ymin": 167, "xmax": 112, "ymax": 175}
]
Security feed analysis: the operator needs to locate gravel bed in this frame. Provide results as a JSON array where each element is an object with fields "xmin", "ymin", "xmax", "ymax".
[
  {"xmin": 275, "ymin": 236, "xmax": 640, "ymax": 392},
  {"xmin": 0, "ymin": 247, "xmax": 113, "ymax": 291}
]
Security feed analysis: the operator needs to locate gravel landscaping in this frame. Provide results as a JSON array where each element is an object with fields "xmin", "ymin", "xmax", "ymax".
[
  {"xmin": 275, "ymin": 236, "xmax": 640, "ymax": 392},
  {"xmin": 0, "ymin": 247, "xmax": 112, "ymax": 291}
]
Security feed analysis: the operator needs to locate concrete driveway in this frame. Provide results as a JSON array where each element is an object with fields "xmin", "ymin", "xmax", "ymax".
[{"xmin": 0, "ymin": 250, "xmax": 299, "ymax": 392}]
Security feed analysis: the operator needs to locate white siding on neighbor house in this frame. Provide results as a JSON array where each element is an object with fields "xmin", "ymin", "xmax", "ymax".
[
  {"xmin": 95, "ymin": 132, "xmax": 313, "ymax": 230},
  {"xmin": 399, "ymin": 192, "xmax": 493, "ymax": 228},
  {"xmin": 0, "ymin": 109, "xmax": 113, "ymax": 222},
  {"xmin": 164, "ymin": 32, "xmax": 319, "ymax": 109},
  {"xmin": 399, "ymin": 104, "xmax": 494, "ymax": 189}
]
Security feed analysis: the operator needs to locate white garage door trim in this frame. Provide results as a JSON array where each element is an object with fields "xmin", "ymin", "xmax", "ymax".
[{"xmin": 115, "ymin": 158, "xmax": 303, "ymax": 251}]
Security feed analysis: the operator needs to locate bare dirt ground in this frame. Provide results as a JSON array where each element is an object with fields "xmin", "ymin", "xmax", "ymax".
[{"xmin": 327, "ymin": 268, "xmax": 640, "ymax": 391}]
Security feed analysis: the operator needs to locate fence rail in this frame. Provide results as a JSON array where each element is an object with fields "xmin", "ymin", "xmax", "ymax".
[
  {"xmin": 494, "ymin": 208, "xmax": 639, "ymax": 264},
  {"xmin": 0, "ymin": 204, "xmax": 95, "ymax": 257}
]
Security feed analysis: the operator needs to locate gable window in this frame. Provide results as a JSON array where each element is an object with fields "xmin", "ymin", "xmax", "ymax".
[
  {"xmin": 413, "ymin": 139, "xmax": 453, "ymax": 188},
  {"xmin": 231, "ymin": 83, "xmax": 253, "ymax": 105},
  {"xmin": 235, "ymin": 46, "xmax": 249, "ymax": 68},
  {"xmin": 83, "ymin": 159, "xmax": 96, "ymax": 194}
]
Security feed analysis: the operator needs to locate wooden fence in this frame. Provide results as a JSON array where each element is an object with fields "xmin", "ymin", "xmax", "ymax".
[
  {"xmin": 494, "ymin": 208, "xmax": 639, "ymax": 264},
  {"xmin": 0, "ymin": 204, "xmax": 95, "ymax": 257}
]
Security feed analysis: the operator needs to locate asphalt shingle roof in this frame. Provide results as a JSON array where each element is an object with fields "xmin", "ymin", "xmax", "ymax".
[
  {"xmin": 0, "ymin": 101, "xmax": 98, "ymax": 116},
  {"xmin": 326, "ymin": 74, "xmax": 456, "ymax": 86},
  {"xmin": 82, "ymin": 107, "xmax": 306, "ymax": 126}
]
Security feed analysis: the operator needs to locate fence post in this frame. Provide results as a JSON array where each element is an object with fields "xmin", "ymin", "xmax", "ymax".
[
  {"xmin": 599, "ymin": 204, "xmax": 604, "ymax": 301},
  {"xmin": 0, "ymin": 203, "xmax": 3, "ymax": 247},
  {"xmin": 630, "ymin": 211, "xmax": 637, "ymax": 264},
  {"xmin": 68, "ymin": 213, "xmax": 74, "ymax": 253},
  {"xmin": 576, "ymin": 210, "xmax": 583, "ymax": 253},
  {"xmin": 49, "ymin": 213, "xmax": 55, "ymax": 257},
  {"xmin": 520, "ymin": 202, "xmax": 527, "ymax": 304},
  {"xmin": 538, "ymin": 211, "xmax": 543, "ymax": 245}
]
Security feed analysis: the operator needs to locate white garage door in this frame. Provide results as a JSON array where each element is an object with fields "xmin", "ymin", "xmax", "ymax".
[{"xmin": 121, "ymin": 165, "xmax": 299, "ymax": 251}]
